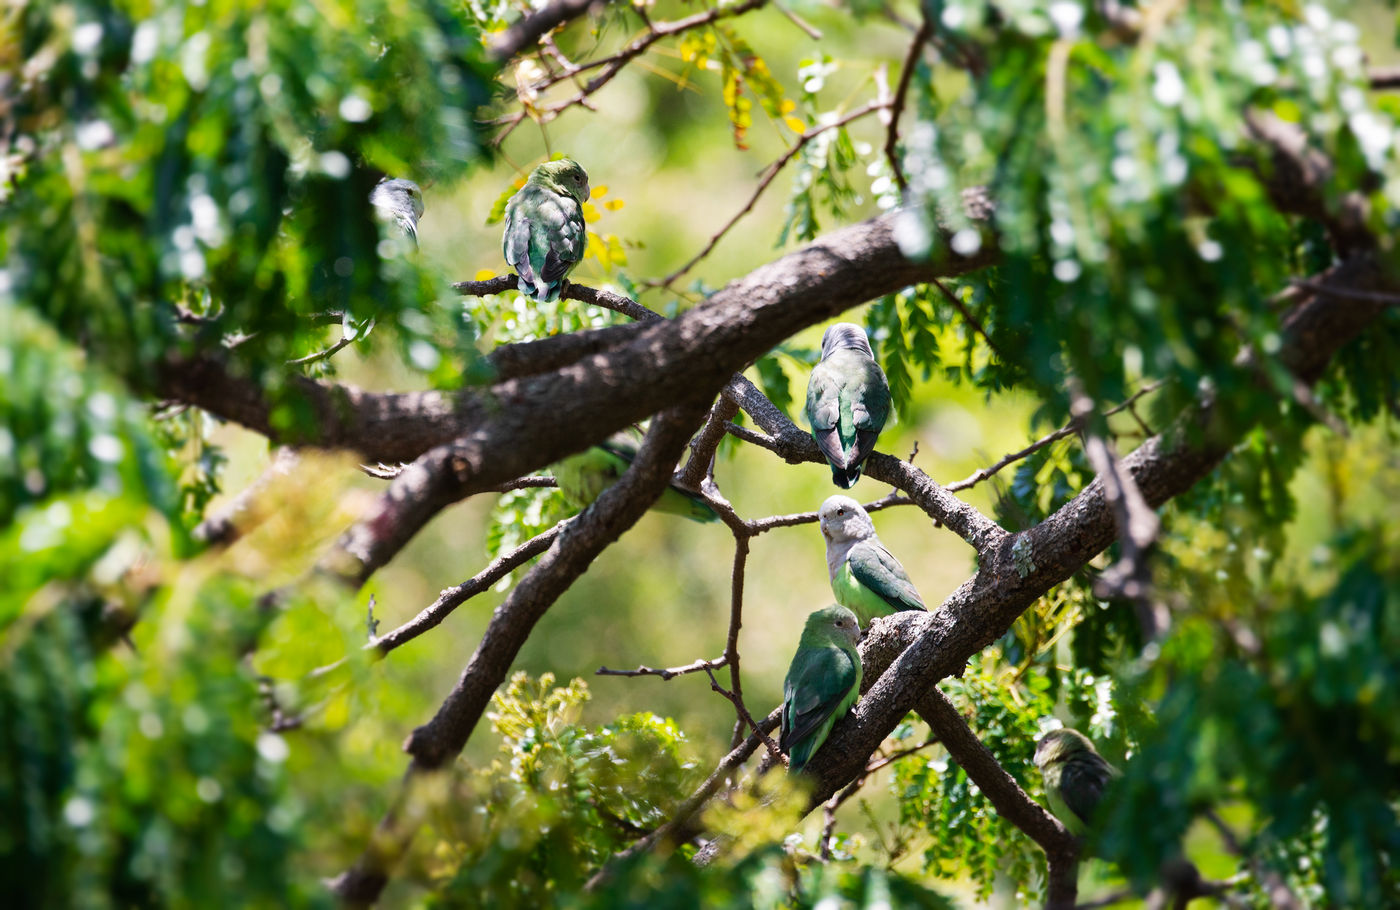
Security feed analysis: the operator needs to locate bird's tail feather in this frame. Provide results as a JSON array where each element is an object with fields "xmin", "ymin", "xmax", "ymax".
[{"xmin": 830, "ymin": 464, "xmax": 861, "ymax": 488}]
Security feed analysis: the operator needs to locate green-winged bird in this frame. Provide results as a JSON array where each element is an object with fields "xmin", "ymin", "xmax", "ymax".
[
  {"xmin": 781, "ymin": 605, "xmax": 863, "ymax": 774},
  {"xmin": 551, "ymin": 429, "xmax": 718, "ymax": 523},
  {"xmin": 819, "ymin": 495, "xmax": 925, "ymax": 628},
  {"xmin": 502, "ymin": 158, "xmax": 590, "ymax": 302},
  {"xmin": 1033, "ymin": 727, "xmax": 1120, "ymax": 836},
  {"xmin": 805, "ymin": 322, "xmax": 891, "ymax": 488}
]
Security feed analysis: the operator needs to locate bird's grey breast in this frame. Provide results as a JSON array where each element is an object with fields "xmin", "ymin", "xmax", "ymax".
[{"xmin": 826, "ymin": 536, "xmax": 860, "ymax": 578}]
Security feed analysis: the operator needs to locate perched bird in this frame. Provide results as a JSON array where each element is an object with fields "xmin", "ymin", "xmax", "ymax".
[
  {"xmin": 1033, "ymin": 727, "xmax": 1120, "ymax": 836},
  {"xmin": 819, "ymin": 495, "xmax": 925, "ymax": 628},
  {"xmin": 551, "ymin": 429, "xmax": 718, "ymax": 523},
  {"xmin": 804, "ymin": 322, "xmax": 891, "ymax": 488},
  {"xmin": 502, "ymin": 158, "xmax": 590, "ymax": 302},
  {"xmin": 369, "ymin": 177, "xmax": 424, "ymax": 247},
  {"xmin": 781, "ymin": 605, "xmax": 863, "ymax": 774}
]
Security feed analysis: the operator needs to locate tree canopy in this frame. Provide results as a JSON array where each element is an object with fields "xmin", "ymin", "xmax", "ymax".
[{"xmin": 4, "ymin": 0, "xmax": 1399, "ymax": 907}]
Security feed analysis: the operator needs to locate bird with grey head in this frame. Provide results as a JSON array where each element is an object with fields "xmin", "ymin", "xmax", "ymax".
[
  {"xmin": 369, "ymin": 177, "xmax": 424, "ymax": 247},
  {"xmin": 805, "ymin": 322, "xmax": 891, "ymax": 488},
  {"xmin": 1033, "ymin": 727, "xmax": 1120, "ymax": 836}
]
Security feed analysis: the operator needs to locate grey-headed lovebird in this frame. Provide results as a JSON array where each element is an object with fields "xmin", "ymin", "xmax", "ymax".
[
  {"xmin": 781, "ymin": 605, "xmax": 862, "ymax": 774},
  {"xmin": 1033, "ymin": 727, "xmax": 1120, "ymax": 836},
  {"xmin": 502, "ymin": 158, "xmax": 590, "ymax": 302},
  {"xmin": 369, "ymin": 178, "xmax": 424, "ymax": 247},
  {"xmin": 819, "ymin": 495, "xmax": 925, "ymax": 628},
  {"xmin": 551, "ymin": 429, "xmax": 718, "ymax": 523},
  {"xmin": 805, "ymin": 322, "xmax": 891, "ymax": 488}
]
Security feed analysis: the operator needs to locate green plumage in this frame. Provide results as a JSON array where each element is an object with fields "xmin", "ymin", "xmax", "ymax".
[
  {"xmin": 819, "ymin": 495, "xmax": 925, "ymax": 627},
  {"xmin": 781, "ymin": 605, "xmax": 863, "ymax": 774},
  {"xmin": 551, "ymin": 430, "xmax": 718, "ymax": 523},
  {"xmin": 1033, "ymin": 728, "xmax": 1119, "ymax": 836},
  {"xmin": 502, "ymin": 159, "xmax": 590, "ymax": 302},
  {"xmin": 805, "ymin": 322, "xmax": 891, "ymax": 488}
]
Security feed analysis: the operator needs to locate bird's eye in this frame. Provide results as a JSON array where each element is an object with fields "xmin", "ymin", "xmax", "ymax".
[{"xmin": 837, "ymin": 508, "xmax": 846, "ymax": 516}]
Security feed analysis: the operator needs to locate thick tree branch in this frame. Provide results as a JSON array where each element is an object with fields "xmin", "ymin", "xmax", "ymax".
[
  {"xmin": 718, "ymin": 382, "xmax": 1007, "ymax": 553},
  {"xmin": 171, "ymin": 214, "xmax": 995, "ymax": 588},
  {"xmin": 1243, "ymin": 109, "xmax": 1374, "ymax": 257},
  {"xmin": 162, "ymin": 212, "xmax": 992, "ymax": 476},
  {"xmin": 405, "ymin": 406, "xmax": 706, "ymax": 768},
  {"xmin": 795, "ymin": 258, "xmax": 1394, "ymax": 815},
  {"xmin": 912, "ymin": 684, "xmax": 1079, "ymax": 908},
  {"xmin": 330, "ymin": 403, "xmax": 708, "ymax": 904},
  {"xmin": 485, "ymin": 322, "xmax": 646, "ymax": 380},
  {"xmin": 677, "ymin": 392, "xmax": 740, "ymax": 491}
]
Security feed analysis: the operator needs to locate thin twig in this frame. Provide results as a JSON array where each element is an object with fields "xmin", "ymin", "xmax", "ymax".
[
  {"xmin": 258, "ymin": 676, "xmax": 307, "ymax": 732},
  {"xmin": 360, "ymin": 464, "xmax": 559, "ymax": 493},
  {"xmin": 944, "ymin": 381, "xmax": 1163, "ymax": 493},
  {"xmin": 1203, "ymin": 810, "xmax": 1302, "ymax": 910},
  {"xmin": 863, "ymin": 736, "xmax": 940, "ymax": 775},
  {"xmin": 747, "ymin": 490, "xmax": 913, "ymax": 534},
  {"xmin": 651, "ymin": 100, "xmax": 891, "ymax": 289},
  {"xmin": 370, "ymin": 520, "xmax": 568, "ymax": 658},
  {"xmin": 287, "ymin": 332, "xmax": 357, "ymax": 366},
  {"xmin": 819, "ymin": 736, "xmax": 939, "ymax": 859},
  {"xmin": 1070, "ymin": 379, "xmax": 1164, "ymax": 637},
  {"xmin": 723, "ymin": 534, "xmax": 751, "ymax": 749},
  {"xmin": 452, "ymin": 275, "xmax": 662, "ymax": 323},
  {"xmin": 773, "ymin": 0, "xmax": 821, "ymax": 38},
  {"xmin": 596, "ymin": 656, "xmax": 726, "ymax": 679},
  {"xmin": 884, "ymin": 11, "xmax": 932, "ymax": 193},
  {"xmin": 946, "ymin": 425, "xmax": 1078, "ymax": 492},
  {"xmin": 704, "ymin": 665, "xmax": 782, "ymax": 761},
  {"xmin": 724, "ymin": 422, "xmax": 777, "ymax": 449},
  {"xmin": 495, "ymin": 0, "xmax": 770, "ymax": 131},
  {"xmin": 930, "ymin": 277, "xmax": 1007, "ymax": 364},
  {"xmin": 821, "ymin": 776, "xmax": 866, "ymax": 859},
  {"xmin": 1289, "ymin": 277, "xmax": 1400, "ymax": 306},
  {"xmin": 678, "ymin": 393, "xmax": 740, "ymax": 490}
]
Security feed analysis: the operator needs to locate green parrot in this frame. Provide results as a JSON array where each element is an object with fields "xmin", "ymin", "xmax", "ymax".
[
  {"xmin": 502, "ymin": 158, "xmax": 590, "ymax": 302},
  {"xmin": 781, "ymin": 605, "xmax": 863, "ymax": 774},
  {"xmin": 1033, "ymin": 727, "xmax": 1120, "ymax": 836},
  {"xmin": 804, "ymin": 322, "xmax": 891, "ymax": 488},
  {"xmin": 551, "ymin": 429, "xmax": 718, "ymax": 523},
  {"xmin": 819, "ymin": 495, "xmax": 926, "ymax": 628},
  {"xmin": 369, "ymin": 177, "xmax": 424, "ymax": 247}
]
